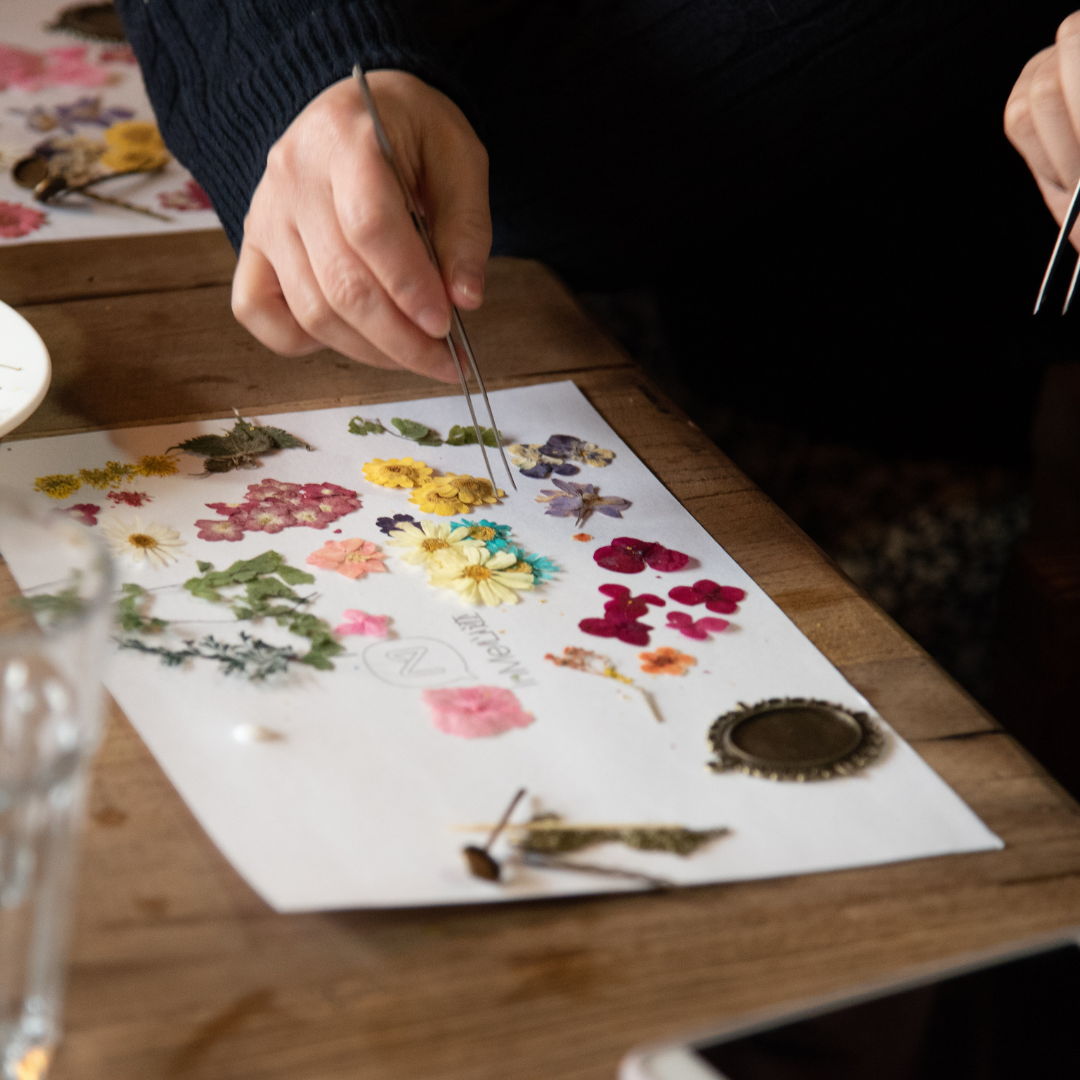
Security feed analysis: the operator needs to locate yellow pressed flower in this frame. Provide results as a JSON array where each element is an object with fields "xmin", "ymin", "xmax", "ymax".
[
  {"xmin": 384, "ymin": 520, "xmax": 483, "ymax": 568},
  {"xmin": 33, "ymin": 473, "xmax": 81, "ymax": 500},
  {"xmin": 100, "ymin": 121, "xmax": 170, "ymax": 172},
  {"xmin": 426, "ymin": 546, "xmax": 533, "ymax": 606},
  {"xmin": 134, "ymin": 453, "xmax": 180, "ymax": 478},
  {"xmin": 408, "ymin": 478, "xmax": 471, "ymax": 516},
  {"xmin": 361, "ymin": 456, "xmax": 434, "ymax": 489},
  {"xmin": 446, "ymin": 474, "xmax": 504, "ymax": 507},
  {"xmin": 79, "ymin": 461, "xmax": 136, "ymax": 489}
]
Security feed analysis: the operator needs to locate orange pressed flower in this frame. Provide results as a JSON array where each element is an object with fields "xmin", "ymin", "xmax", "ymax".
[{"xmin": 638, "ymin": 646, "xmax": 696, "ymax": 676}]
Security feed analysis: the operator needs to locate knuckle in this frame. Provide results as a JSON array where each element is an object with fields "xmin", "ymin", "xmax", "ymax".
[
  {"xmin": 1059, "ymin": 12, "xmax": 1080, "ymax": 42},
  {"xmin": 1029, "ymin": 69, "xmax": 1063, "ymax": 108},
  {"xmin": 323, "ymin": 264, "xmax": 376, "ymax": 313},
  {"xmin": 340, "ymin": 202, "xmax": 390, "ymax": 250},
  {"xmin": 1003, "ymin": 97, "xmax": 1032, "ymax": 140},
  {"xmin": 292, "ymin": 293, "xmax": 335, "ymax": 336}
]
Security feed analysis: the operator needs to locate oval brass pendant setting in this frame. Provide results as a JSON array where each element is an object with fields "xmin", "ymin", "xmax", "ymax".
[{"xmin": 708, "ymin": 698, "xmax": 884, "ymax": 781}]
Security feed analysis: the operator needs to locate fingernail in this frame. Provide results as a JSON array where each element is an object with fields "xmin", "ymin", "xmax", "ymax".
[
  {"xmin": 418, "ymin": 306, "xmax": 450, "ymax": 338},
  {"xmin": 453, "ymin": 270, "xmax": 484, "ymax": 306}
]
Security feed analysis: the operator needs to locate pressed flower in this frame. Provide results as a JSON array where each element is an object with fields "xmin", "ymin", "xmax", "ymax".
[
  {"xmin": 667, "ymin": 580, "xmax": 747, "ymax": 614},
  {"xmin": 507, "ymin": 442, "xmax": 579, "ymax": 479},
  {"xmin": 593, "ymin": 537, "xmax": 690, "ymax": 574},
  {"xmin": 100, "ymin": 120, "xmax": 169, "ymax": 172},
  {"xmin": 33, "ymin": 473, "xmax": 81, "ymax": 500},
  {"xmin": 535, "ymin": 478, "xmax": 631, "ymax": 527},
  {"xmin": 243, "ymin": 503, "xmax": 296, "ymax": 534},
  {"xmin": 578, "ymin": 442, "xmax": 616, "ymax": 468},
  {"xmin": 78, "ymin": 460, "xmax": 137, "ymax": 490},
  {"xmin": 306, "ymin": 538, "xmax": 387, "ymax": 580},
  {"xmin": 300, "ymin": 481, "xmax": 359, "ymax": 502},
  {"xmin": 107, "ymin": 490, "xmax": 152, "ymax": 507},
  {"xmin": 666, "ymin": 611, "xmax": 730, "ymax": 640},
  {"xmin": 421, "ymin": 685, "xmax": 534, "ymax": 738},
  {"xmin": 362, "ymin": 456, "xmax": 434, "ymax": 489},
  {"xmin": 450, "ymin": 517, "xmax": 513, "ymax": 548},
  {"xmin": 539, "ymin": 434, "xmax": 615, "ymax": 469},
  {"xmin": 598, "ymin": 583, "xmax": 665, "ymax": 621},
  {"xmin": 579, "ymin": 615, "xmax": 653, "ymax": 647},
  {"xmin": 158, "ymin": 179, "xmax": 212, "ymax": 211},
  {"xmin": 133, "ymin": 453, "xmax": 180, "ymax": 478},
  {"xmin": 638, "ymin": 646, "xmax": 697, "ymax": 676},
  {"xmin": 427, "ymin": 546, "xmax": 534, "ymax": 606},
  {"xmin": 385, "ymin": 519, "xmax": 483, "ymax": 568},
  {"xmin": 445, "ymin": 473, "xmax": 504, "ymax": 507},
  {"xmin": 62, "ymin": 502, "xmax": 100, "ymax": 526},
  {"xmin": 194, "ymin": 517, "xmax": 246, "ymax": 542},
  {"xmin": 375, "ymin": 513, "xmax": 418, "ymax": 535},
  {"xmin": 514, "ymin": 551, "xmax": 559, "ymax": 583},
  {"xmin": 335, "ymin": 610, "xmax": 391, "ymax": 637},
  {"xmin": 100, "ymin": 516, "xmax": 185, "ymax": 568},
  {"xmin": 572, "ymin": 532, "xmax": 593, "ymax": 542},
  {"xmin": 0, "ymin": 200, "xmax": 47, "ymax": 239},
  {"xmin": 408, "ymin": 478, "xmax": 471, "ymax": 516},
  {"xmin": 0, "ymin": 44, "xmax": 111, "ymax": 92}
]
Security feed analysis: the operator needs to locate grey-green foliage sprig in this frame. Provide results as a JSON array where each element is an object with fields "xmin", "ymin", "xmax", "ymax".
[{"xmin": 348, "ymin": 415, "xmax": 501, "ymax": 447}]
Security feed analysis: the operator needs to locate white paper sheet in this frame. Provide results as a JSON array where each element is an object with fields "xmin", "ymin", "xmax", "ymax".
[
  {"xmin": 0, "ymin": 382, "xmax": 1001, "ymax": 910},
  {"xmin": 0, "ymin": 5, "xmax": 220, "ymax": 245}
]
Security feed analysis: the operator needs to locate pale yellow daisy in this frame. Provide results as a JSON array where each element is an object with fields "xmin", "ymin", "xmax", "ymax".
[
  {"xmin": 426, "ymin": 546, "xmax": 534, "ymax": 606},
  {"xmin": 385, "ymin": 520, "xmax": 483, "ymax": 568}
]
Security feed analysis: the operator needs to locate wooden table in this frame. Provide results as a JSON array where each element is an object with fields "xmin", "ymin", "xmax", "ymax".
[{"xmin": 4, "ymin": 232, "xmax": 1080, "ymax": 1080}]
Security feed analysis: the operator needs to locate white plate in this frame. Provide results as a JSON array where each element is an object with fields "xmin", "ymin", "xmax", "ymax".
[{"xmin": 0, "ymin": 301, "xmax": 51, "ymax": 437}]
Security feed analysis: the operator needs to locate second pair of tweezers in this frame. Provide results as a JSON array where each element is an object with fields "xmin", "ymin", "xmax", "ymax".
[{"xmin": 353, "ymin": 64, "xmax": 516, "ymax": 492}]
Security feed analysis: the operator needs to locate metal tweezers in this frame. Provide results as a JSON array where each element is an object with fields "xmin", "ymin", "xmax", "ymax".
[
  {"xmin": 1034, "ymin": 176, "xmax": 1080, "ymax": 315},
  {"xmin": 353, "ymin": 64, "xmax": 516, "ymax": 491}
]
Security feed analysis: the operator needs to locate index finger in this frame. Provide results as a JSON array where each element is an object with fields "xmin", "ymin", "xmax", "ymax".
[{"xmin": 331, "ymin": 118, "xmax": 452, "ymax": 340}]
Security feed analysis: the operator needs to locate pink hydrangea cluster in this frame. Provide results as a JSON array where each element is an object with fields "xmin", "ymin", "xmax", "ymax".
[{"xmin": 194, "ymin": 479, "xmax": 361, "ymax": 542}]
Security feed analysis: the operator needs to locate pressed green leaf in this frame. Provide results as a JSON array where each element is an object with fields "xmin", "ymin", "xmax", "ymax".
[
  {"xmin": 481, "ymin": 428, "xmax": 501, "ymax": 447},
  {"xmin": 260, "ymin": 426, "xmax": 314, "ymax": 450},
  {"xmin": 348, "ymin": 416, "xmax": 385, "ymax": 436},
  {"xmin": 172, "ymin": 434, "xmax": 234, "ymax": 456},
  {"xmin": 446, "ymin": 424, "xmax": 472, "ymax": 446},
  {"xmin": 390, "ymin": 417, "xmax": 431, "ymax": 441},
  {"xmin": 277, "ymin": 565, "xmax": 315, "ymax": 586},
  {"xmin": 196, "ymin": 560, "xmax": 213, "ymax": 573}
]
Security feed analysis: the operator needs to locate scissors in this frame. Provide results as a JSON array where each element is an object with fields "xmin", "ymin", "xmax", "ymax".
[{"xmin": 353, "ymin": 64, "xmax": 516, "ymax": 492}]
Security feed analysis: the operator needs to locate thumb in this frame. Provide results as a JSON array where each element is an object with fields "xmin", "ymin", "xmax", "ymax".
[{"xmin": 424, "ymin": 133, "xmax": 492, "ymax": 310}]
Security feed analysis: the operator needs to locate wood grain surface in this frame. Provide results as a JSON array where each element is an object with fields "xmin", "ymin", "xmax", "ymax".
[{"xmin": 3, "ymin": 232, "xmax": 1080, "ymax": 1080}]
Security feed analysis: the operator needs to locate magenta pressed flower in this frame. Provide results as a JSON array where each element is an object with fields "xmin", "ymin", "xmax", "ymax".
[
  {"xmin": 593, "ymin": 537, "xmax": 690, "ymax": 574},
  {"xmin": 62, "ymin": 502, "xmax": 100, "ymax": 526},
  {"xmin": 578, "ymin": 615, "xmax": 654, "ymax": 647},
  {"xmin": 107, "ymin": 490, "xmax": 152, "ymax": 508},
  {"xmin": 0, "ymin": 200, "xmax": 47, "ymax": 239},
  {"xmin": 598, "ymin": 583, "xmax": 666, "ymax": 621},
  {"xmin": 666, "ymin": 611, "xmax": 730, "ymax": 640},
  {"xmin": 667, "ymin": 580, "xmax": 747, "ymax": 613},
  {"xmin": 335, "ymin": 609, "xmax": 391, "ymax": 637}
]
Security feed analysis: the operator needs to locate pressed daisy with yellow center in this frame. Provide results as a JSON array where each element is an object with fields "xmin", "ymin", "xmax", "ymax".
[
  {"xmin": 100, "ymin": 516, "xmax": 185, "ymax": 568},
  {"xmin": 385, "ymin": 520, "xmax": 482, "ymax": 567},
  {"xmin": 362, "ymin": 456, "xmax": 434, "ymax": 489},
  {"xmin": 427, "ymin": 546, "xmax": 533, "ymax": 606}
]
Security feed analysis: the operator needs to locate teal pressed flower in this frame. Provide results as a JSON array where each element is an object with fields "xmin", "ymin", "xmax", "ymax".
[{"xmin": 450, "ymin": 518, "xmax": 514, "ymax": 550}]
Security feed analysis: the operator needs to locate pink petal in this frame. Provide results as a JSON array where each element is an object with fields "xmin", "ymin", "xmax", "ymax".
[
  {"xmin": 593, "ymin": 546, "xmax": 645, "ymax": 573},
  {"xmin": 668, "ymin": 585, "xmax": 705, "ymax": 606},
  {"xmin": 644, "ymin": 545, "xmax": 690, "ymax": 572}
]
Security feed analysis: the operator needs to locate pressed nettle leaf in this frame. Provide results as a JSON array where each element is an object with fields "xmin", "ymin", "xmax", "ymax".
[{"xmin": 170, "ymin": 414, "xmax": 314, "ymax": 473}]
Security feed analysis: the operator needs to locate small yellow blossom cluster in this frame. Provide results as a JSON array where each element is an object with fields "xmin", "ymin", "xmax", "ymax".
[
  {"xmin": 33, "ymin": 453, "xmax": 180, "ymax": 500},
  {"xmin": 100, "ymin": 121, "xmax": 170, "ymax": 173},
  {"xmin": 361, "ymin": 456, "xmax": 503, "ymax": 516},
  {"xmin": 385, "ymin": 519, "xmax": 534, "ymax": 606}
]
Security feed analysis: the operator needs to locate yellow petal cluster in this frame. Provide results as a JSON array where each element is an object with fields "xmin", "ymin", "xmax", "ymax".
[
  {"xmin": 100, "ymin": 121, "xmax": 170, "ymax": 172},
  {"xmin": 362, "ymin": 457, "xmax": 434, "ymax": 489}
]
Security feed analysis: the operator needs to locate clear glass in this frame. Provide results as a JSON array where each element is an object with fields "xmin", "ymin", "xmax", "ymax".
[{"xmin": 0, "ymin": 489, "xmax": 113, "ymax": 1080}]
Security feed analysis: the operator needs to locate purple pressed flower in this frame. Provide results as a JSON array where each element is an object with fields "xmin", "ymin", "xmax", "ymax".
[
  {"xmin": 376, "ymin": 513, "xmax": 418, "ymax": 535},
  {"xmin": 539, "ymin": 434, "xmax": 585, "ymax": 458},
  {"xmin": 594, "ymin": 537, "xmax": 690, "ymax": 574},
  {"xmin": 535, "ymin": 478, "xmax": 631, "ymax": 527}
]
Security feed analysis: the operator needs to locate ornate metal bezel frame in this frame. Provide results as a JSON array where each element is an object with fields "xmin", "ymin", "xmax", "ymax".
[{"xmin": 707, "ymin": 697, "xmax": 885, "ymax": 781}]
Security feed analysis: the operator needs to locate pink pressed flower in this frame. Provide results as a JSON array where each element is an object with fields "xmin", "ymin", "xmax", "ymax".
[
  {"xmin": 107, "ymin": 490, "xmax": 152, "ymax": 507},
  {"xmin": 0, "ymin": 44, "xmax": 111, "ymax": 92},
  {"xmin": 98, "ymin": 45, "xmax": 137, "ymax": 64},
  {"xmin": 290, "ymin": 503, "xmax": 339, "ymax": 528},
  {"xmin": 593, "ymin": 537, "xmax": 690, "ymax": 574},
  {"xmin": 667, "ymin": 580, "xmax": 747, "ymax": 614},
  {"xmin": 666, "ymin": 611, "xmax": 730, "ymax": 640},
  {"xmin": 598, "ymin": 583, "xmax": 665, "ymax": 621},
  {"xmin": 0, "ymin": 200, "xmax": 47, "ymax": 239},
  {"xmin": 204, "ymin": 500, "xmax": 250, "ymax": 517},
  {"xmin": 310, "ymin": 494, "xmax": 361, "ymax": 516},
  {"xmin": 157, "ymin": 179, "xmax": 212, "ymax": 211},
  {"xmin": 244, "ymin": 479, "xmax": 299, "ymax": 501},
  {"xmin": 421, "ymin": 685, "xmax": 534, "ymax": 738},
  {"xmin": 334, "ymin": 609, "xmax": 390, "ymax": 637},
  {"xmin": 579, "ymin": 615, "xmax": 653, "ymax": 646},
  {"xmin": 306, "ymin": 538, "xmax": 387, "ymax": 579},
  {"xmin": 244, "ymin": 503, "xmax": 296, "ymax": 533},
  {"xmin": 62, "ymin": 503, "xmax": 100, "ymax": 526},
  {"xmin": 301, "ymin": 482, "xmax": 355, "ymax": 499},
  {"xmin": 194, "ymin": 517, "xmax": 246, "ymax": 542}
]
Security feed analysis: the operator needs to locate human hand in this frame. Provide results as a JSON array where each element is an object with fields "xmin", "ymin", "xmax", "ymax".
[
  {"xmin": 232, "ymin": 71, "xmax": 490, "ymax": 381},
  {"xmin": 1006, "ymin": 12, "xmax": 1080, "ymax": 239}
]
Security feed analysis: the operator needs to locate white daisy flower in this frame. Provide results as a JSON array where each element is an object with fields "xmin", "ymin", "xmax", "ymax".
[{"xmin": 100, "ymin": 515, "xmax": 185, "ymax": 568}]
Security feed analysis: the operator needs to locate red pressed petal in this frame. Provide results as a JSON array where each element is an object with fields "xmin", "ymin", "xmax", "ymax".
[
  {"xmin": 666, "ymin": 611, "xmax": 693, "ymax": 627},
  {"xmin": 579, "ymin": 617, "xmax": 619, "ymax": 639},
  {"xmin": 668, "ymin": 585, "xmax": 704, "ymax": 606},
  {"xmin": 704, "ymin": 598, "xmax": 739, "ymax": 614},
  {"xmin": 594, "ymin": 546, "xmax": 646, "ymax": 573},
  {"xmin": 600, "ymin": 603, "xmax": 648, "ymax": 623},
  {"xmin": 614, "ymin": 620, "xmax": 653, "ymax": 646},
  {"xmin": 639, "ymin": 593, "xmax": 666, "ymax": 607},
  {"xmin": 598, "ymin": 583, "xmax": 631, "ymax": 600},
  {"xmin": 698, "ymin": 617, "xmax": 730, "ymax": 633},
  {"xmin": 644, "ymin": 545, "xmax": 690, "ymax": 572}
]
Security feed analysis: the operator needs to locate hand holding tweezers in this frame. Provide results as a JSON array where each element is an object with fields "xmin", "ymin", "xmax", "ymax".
[
  {"xmin": 1034, "ymin": 176, "xmax": 1080, "ymax": 315},
  {"xmin": 352, "ymin": 64, "xmax": 516, "ymax": 491}
]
